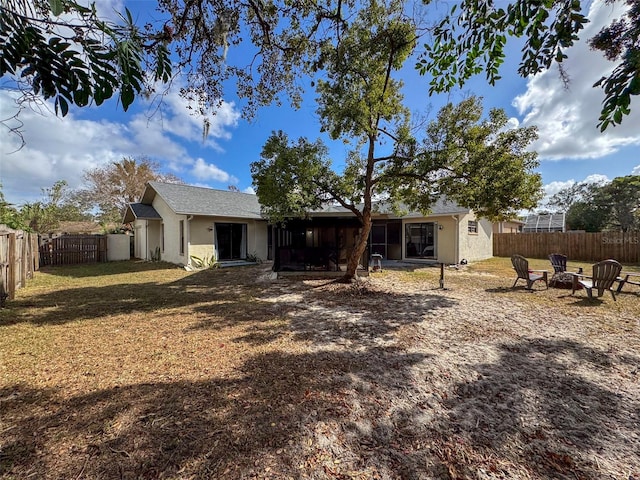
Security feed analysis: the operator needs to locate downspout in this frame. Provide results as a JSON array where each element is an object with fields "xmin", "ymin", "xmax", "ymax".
[
  {"xmin": 145, "ymin": 220, "xmax": 149, "ymax": 260},
  {"xmin": 451, "ymin": 215, "xmax": 459, "ymax": 265},
  {"xmin": 212, "ymin": 222, "xmax": 218, "ymax": 261},
  {"xmin": 186, "ymin": 215, "xmax": 194, "ymax": 266}
]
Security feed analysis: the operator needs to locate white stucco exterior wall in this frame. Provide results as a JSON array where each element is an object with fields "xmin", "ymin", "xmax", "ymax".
[
  {"xmin": 189, "ymin": 216, "xmax": 268, "ymax": 262},
  {"xmin": 151, "ymin": 195, "xmax": 185, "ymax": 265},
  {"xmin": 140, "ymin": 206, "xmax": 269, "ymax": 266},
  {"xmin": 399, "ymin": 213, "xmax": 492, "ymax": 264},
  {"xmin": 133, "ymin": 220, "xmax": 148, "ymax": 260},
  {"xmin": 401, "ymin": 216, "xmax": 458, "ymax": 264},
  {"xmin": 458, "ymin": 214, "xmax": 493, "ymax": 262}
]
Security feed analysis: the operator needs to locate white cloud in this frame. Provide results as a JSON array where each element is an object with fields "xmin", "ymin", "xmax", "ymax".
[
  {"xmin": 540, "ymin": 174, "xmax": 610, "ymax": 209},
  {"xmin": 190, "ymin": 158, "xmax": 237, "ymax": 183},
  {"xmin": 243, "ymin": 186, "xmax": 256, "ymax": 194},
  {"xmin": 513, "ymin": 2, "xmax": 640, "ymax": 160},
  {"xmin": 0, "ymin": 88, "xmax": 240, "ymax": 206},
  {"xmin": 145, "ymin": 85, "xmax": 240, "ymax": 150},
  {"xmin": 632, "ymin": 165, "xmax": 640, "ymax": 175},
  {"xmin": 543, "ymin": 180, "xmax": 576, "ymax": 198},
  {"xmin": 582, "ymin": 174, "xmax": 609, "ymax": 185}
]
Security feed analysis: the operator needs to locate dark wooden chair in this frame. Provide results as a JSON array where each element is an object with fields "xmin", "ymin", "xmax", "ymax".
[
  {"xmin": 548, "ymin": 253, "xmax": 567, "ymax": 273},
  {"xmin": 572, "ymin": 259, "xmax": 622, "ymax": 301},
  {"xmin": 511, "ymin": 254, "xmax": 548, "ymax": 290}
]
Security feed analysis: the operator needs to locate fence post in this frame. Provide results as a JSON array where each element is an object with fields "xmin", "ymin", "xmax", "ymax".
[
  {"xmin": 21, "ymin": 233, "xmax": 28, "ymax": 287},
  {"xmin": 8, "ymin": 233, "xmax": 16, "ymax": 300},
  {"xmin": 29, "ymin": 233, "xmax": 40, "ymax": 275}
]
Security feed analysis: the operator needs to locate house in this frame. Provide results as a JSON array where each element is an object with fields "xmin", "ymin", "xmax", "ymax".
[
  {"xmin": 124, "ymin": 182, "xmax": 493, "ymax": 270},
  {"xmin": 493, "ymin": 218, "xmax": 524, "ymax": 234},
  {"xmin": 272, "ymin": 197, "xmax": 493, "ymax": 271},
  {"xmin": 123, "ymin": 182, "xmax": 268, "ymax": 265}
]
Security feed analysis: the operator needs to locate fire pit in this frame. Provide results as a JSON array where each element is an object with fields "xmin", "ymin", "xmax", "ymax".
[{"xmin": 550, "ymin": 272, "xmax": 582, "ymax": 289}]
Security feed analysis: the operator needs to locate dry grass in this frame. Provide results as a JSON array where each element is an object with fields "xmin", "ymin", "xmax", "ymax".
[{"xmin": 1, "ymin": 258, "xmax": 639, "ymax": 479}]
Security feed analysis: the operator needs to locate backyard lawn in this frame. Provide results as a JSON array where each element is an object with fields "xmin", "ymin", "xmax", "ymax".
[{"xmin": 1, "ymin": 259, "xmax": 639, "ymax": 479}]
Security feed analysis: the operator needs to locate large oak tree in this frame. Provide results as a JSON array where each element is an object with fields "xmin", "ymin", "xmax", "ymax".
[{"xmin": 251, "ymin": 0, "xmax": 542, "ymax": 282}]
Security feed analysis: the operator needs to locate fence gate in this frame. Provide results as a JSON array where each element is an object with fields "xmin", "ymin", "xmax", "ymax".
[{"xmin": 39, "ymin": 235, "xmax": 108, "ymax": 266}]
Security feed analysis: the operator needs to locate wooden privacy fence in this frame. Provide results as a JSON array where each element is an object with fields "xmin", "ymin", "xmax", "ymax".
[
  {"xmin": 39, "ymin": 235, "xmax": 108, "ymax": 266},
  {"xmin": 0, "ymin": 226, "xmax": 39, "ymax": 303},
  {"xmin": 494, "ymin": 231, "xmax": 640, "ymax": 263}
]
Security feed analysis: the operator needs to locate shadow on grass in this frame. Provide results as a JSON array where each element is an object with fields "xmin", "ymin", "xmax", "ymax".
[
  {"xmin": 429, "ymin": 338, "xmax": 640, "ymax": 478},
  {"xmin": 1, "ymin": 348, "xmax": 428, "ymax": 479},
  {"xmin": 1, "ymin": 267, "xmax": 266, "ymax": 327},
  {"xmin": 37, "ymin": 260, "xmax": 182, "ymax": 278},
  {"xmin": 2, "ymin": 338, "xmax": 638, "ymax": 479}
]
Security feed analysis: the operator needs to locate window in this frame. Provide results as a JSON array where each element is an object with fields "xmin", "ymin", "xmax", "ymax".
[
  {"xmin": 468, "ymin": 220, "xmax": 478, "ymax": 234},
  {"xmin": 179, "ymin": 220, "xmax": 185, "ymax": 255},
  {"xmin": 161, "ymin": 224, "xmax": 165, "ymax": 252}
]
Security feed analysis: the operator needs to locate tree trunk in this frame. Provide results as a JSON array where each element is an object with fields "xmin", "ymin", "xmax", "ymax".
[
  {"xmin": 339, "ymin": 133, "xmax": 376, "ymax": 283},
  {"xmin": 339, "ymin": 212, "xmax": 372, "ymax": 283}
]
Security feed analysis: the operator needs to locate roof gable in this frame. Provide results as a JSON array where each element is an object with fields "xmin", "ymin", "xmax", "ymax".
[
  {"xmin": 123, "ymin": 203, "xmax": 162, "ymax": 223},
  {"xmin": 143, "ymin": 182, "xmax": 263, "ymax": 219}
]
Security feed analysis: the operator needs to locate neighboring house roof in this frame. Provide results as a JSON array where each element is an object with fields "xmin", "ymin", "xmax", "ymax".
[
  {"xmin": 522, "ymin": 213, "xmax": 566, "ymax": 232},
  {"xmin": 134, "ymin": 181, "xmax": 263, "ymax": 220}
]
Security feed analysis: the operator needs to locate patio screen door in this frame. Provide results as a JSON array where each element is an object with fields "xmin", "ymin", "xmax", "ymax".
[{"xmin": 370, "ymin": 224, "xmax": 386, "ymax": 258}]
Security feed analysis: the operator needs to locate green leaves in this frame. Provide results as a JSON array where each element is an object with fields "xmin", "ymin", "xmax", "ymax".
[
  {"xmin": 251, "ymin": 131, "xmax": 334, "ymax": 224},
  {"xmin": 389, "ymin": 96, "xmax": 542, "ymax": 221},
  {"xmin": 2, "ymin": 0, "xmax": 172, "ymax": 116},
  {"xmin": 49, "ymin": 0, "xmax": 64, "ymax": 16}
]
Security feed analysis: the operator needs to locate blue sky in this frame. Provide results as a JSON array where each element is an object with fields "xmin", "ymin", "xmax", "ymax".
[{"xmin": 1, "ymin": 0, "xmax": 639, "ymax": 210}]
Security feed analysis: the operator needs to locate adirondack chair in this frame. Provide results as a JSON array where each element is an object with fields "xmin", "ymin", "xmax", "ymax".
[
  {"xmin": 511, "ymin": 254, "xmax": 548, "ymax": 290},
  {"xmin": 572, "ymin": 259, "xmax": 622, "ymax": 301},
  {"xmin": 548, "ymin": 253, "xmax": 567, "ymax": 273}
]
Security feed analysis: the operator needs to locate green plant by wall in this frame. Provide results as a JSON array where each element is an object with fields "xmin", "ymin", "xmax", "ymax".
[
  {"xmin": 190, "ymin": 254, "xmax": 220, "ymax": 269},
  {"xmin": 246, "ymin": 252, "xmax": 262, "ymax": 264},
  {"xmin": 150, "ymin": 247, "xmax": 161, "ymax": 262}
]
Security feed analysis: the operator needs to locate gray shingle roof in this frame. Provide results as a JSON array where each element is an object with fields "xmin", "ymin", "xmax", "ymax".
[
  {"xmin": 144, "ymin": 182, "xmax": 262, "ymax": 219},
  {"xmin": 311, "ymin": 197, "xmax": 469, "ymax": 217},
  {"xmin": 129, "ymin": 203, "xmax": 162, "ymax": 219}
]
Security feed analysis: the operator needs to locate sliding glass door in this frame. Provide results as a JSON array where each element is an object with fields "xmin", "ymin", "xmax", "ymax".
[
  {"xmin": 215, "ymin": 223, "xmax": 247, "ymax": 260},
  {"xmin": 405, "ymin": 222, "xmax": 436, "ymax": 258}
]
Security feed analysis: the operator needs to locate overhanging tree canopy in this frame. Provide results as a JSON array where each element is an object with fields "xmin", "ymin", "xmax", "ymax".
[
  {"xmin": 417, "ymin": 0, "xmax": 640, "ymax": 131},
  {"xmin": 2, "ymin": 0, "xmax": 637, "ymax": 131},
  {"xmin": 1, "ymin": 0, "xmax": 172, "ymax": 117}
]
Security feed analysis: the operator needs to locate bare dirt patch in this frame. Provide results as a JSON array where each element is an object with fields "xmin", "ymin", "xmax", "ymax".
[{"xmin": 1, "ymin": 260, "xmax": 638, "ymax": 479}]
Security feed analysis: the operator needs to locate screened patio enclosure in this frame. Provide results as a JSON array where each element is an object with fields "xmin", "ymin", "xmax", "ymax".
[{"xmin": 272, "ymin": 218, "xmax": 369, "ymax": 272}]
